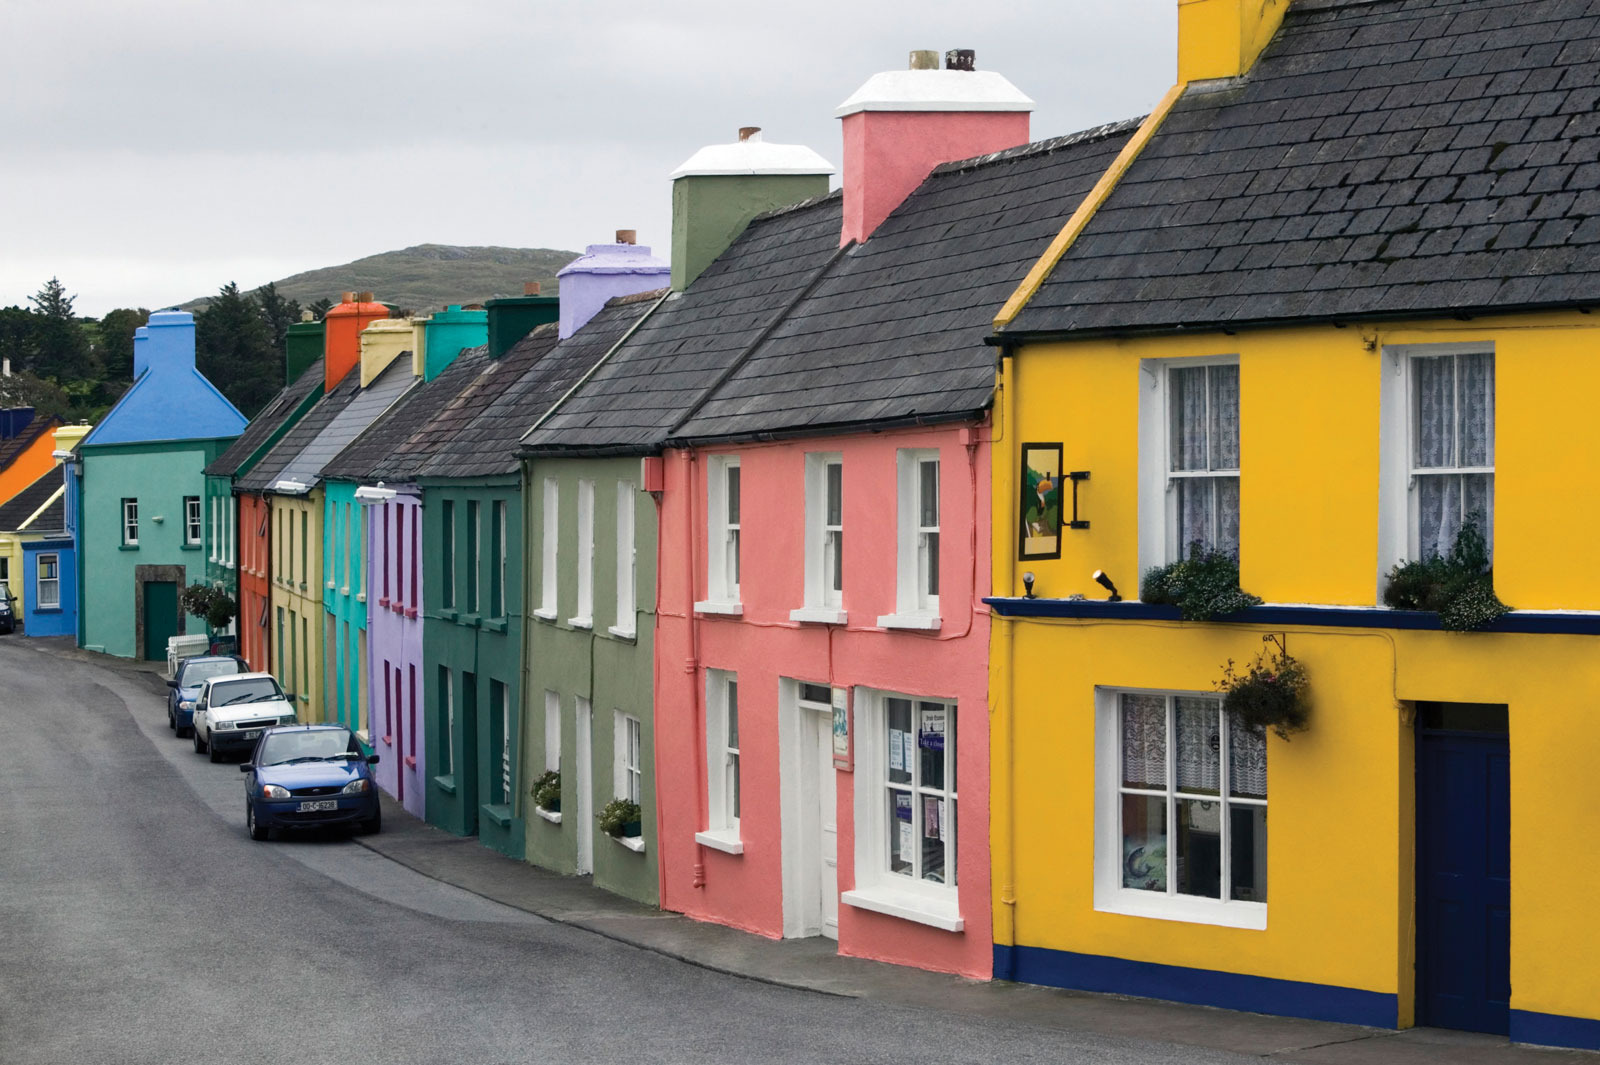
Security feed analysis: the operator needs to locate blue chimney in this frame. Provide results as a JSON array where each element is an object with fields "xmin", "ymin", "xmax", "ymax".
[
  {"xmin": 132, "ymin": 326, "xmax": 150, "ymax": 379},
  {"xmin": 143, "ymin": 311, "xmax": 197, "ymax": 377},
  {"xmin": 0, "ymin": 407, "xmax": 34, "ymax": 439}
]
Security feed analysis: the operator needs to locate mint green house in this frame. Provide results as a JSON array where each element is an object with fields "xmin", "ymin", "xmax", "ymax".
[{"xmin": 79, "ymin": 311, "xmax": 246, "ymax": 659}]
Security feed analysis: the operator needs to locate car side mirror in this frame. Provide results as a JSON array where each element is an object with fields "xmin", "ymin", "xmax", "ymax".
[
  {"xmin": 367, "ymin": 754, "xmax": 380, "ymax": 765},
  {"xmin": 238, "ymin": 764, "xmax": 253, "ymax": 773},
  {"xmin": 167, "ymin": 679, "xmax": 179, "ymax": 689}
]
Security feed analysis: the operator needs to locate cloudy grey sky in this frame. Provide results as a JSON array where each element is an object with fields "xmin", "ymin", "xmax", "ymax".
[{"xmin": 2, "ymin": 1, "xmax": 1175, "ymax": 318}]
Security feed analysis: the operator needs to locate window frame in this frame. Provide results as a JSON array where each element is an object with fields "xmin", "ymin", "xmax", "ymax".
[
  {"xmin": 1378, "ymin": 342, "xmax": 1496, "ymax": 590},
  {"xmin": 612, "ymin": 481, "xmax": 636, "ymax": 638},
  {"xmin": 441, "ymin": 499, "xmax": 455, "ymax": 611},
  {"xmin": 1093, "ymin": 686, "xmax": 1268, "ymax": 930},
  {"xmin": 36, "ymin": 552, "xmax": 60, "ymax": 609},
  {"xmin": 543, "ymin": 690, "xmax": 561, "ymax": 773},
  {"xmin": 184, "ymin": 496, "xmax": 201, "ymax": 546},
  {"xmin": 122, "ymin": 498, "xmax": 139, "ymax": 546},
  {"xmin": 538, "ymin": 478, "xmax": 558, "ymax": 620},
  {"xmin": 700, "ymin": 455, "xmax": 741, "ymax": 611},
  {"xmin": 1137, "ymin": 355, "xmax": 1241, "ymax": 577},
  {"xmin": 491, "ymin": 499, "xmax": 506, "ymax": 620},
  {"xmin": 881, "ymin": 449, "xmax": 942, "ymax": 628},
  {"xmin": 843, "ymin": 687, "xmax": 963, "ymax": 931},
  {"xmin": 701, "ymin": 669, "xmax": 741, "ymax": 847},
  {"xmin": 571, "ymin": 480, "xmax": 594, "ymax": 629},
  {"xmin": 615, "ymin": 711, "xmax": 642, "ymax": 804}
]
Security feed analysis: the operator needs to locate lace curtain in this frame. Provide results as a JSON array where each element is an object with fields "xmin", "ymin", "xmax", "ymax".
[
  {"xmin": 1170, "ymin": 364, "xmax": 1241, "ymax": 558},
  {"xmin": 1414, "ymin": 352, "xmax": 1494, "ymax": 559},
  {"xmin": 1121, "ymin": 694, "xmax": 1166, "ymax": 789}
]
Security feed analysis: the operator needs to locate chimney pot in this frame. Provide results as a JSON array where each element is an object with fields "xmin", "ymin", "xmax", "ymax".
[
  {"xmin": 945, "ymin": 49, "xmax": 976, "ymax": 71},
  {"xmin": 357, "ymin": 291, "xmax": 375, "ymax": 303},
  {"xmin": 341, "ymin": 291, "xmax": 355, "ymax": 303},
  {"xmin": 524, "ymin": 282, "xmax": 541, "ymax": 296},
  {"xmin": 300, "ymin": 310, "xmax": 314, "ymax": 322},
  {"xmin": 909, "ymin": 49, "xmax": 940, "ymax": 70},
  {"xmin": 463, "ymin": 303, "xmax": 484, "ymax": 310},
  {"xmin": 615, "ymin": 229, "xmax": 637, "ymax": 245},
  {"xmin": 738, "ymin": 126, "xmax": 762, "ymax": 142}
]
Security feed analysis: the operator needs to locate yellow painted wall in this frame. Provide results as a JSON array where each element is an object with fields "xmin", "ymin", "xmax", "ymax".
[
  {"xmin": 268, "ymin": 491, "xmax": 326, "ymax": 723},
  {"xmin": 993, "ymin": 310, "xmax": 1600, "ymax": 1025}
]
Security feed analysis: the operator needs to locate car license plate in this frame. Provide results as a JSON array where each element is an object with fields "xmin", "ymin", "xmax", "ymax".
[
  {"xmin": 243, "ymin": 730, "xmax": 262, "ymax": 740},
  {"xmin": 298, "ymin": 800, "xmax": 338, "ymax": 812}
]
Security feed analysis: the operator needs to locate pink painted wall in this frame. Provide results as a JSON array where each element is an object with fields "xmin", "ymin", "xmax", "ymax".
[
  {"xmin": 653, "ymin": 423, "xmax": 993, "ymax": 978},
  {"xmin": 840, "ymin": 110, "xmax": 1030, "ymax": 246}
]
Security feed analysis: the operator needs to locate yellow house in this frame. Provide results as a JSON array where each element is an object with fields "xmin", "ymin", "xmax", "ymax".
[
  {"xmin": 0, "ymin": 423, "xmax": 89, "ymax": 610},
  {"xmin": 986, "ymin": 0, "xmax": 1600, "ymax": 1051}
]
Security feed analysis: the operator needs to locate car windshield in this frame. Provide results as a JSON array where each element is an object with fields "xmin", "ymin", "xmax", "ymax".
[
  {"xmin": 211, "ymin": 678, "xmax": 284, "ymax": 706},
  {"xmin": 183, "ymin": 660, "xmax": 241, "ymax": 687},
  {"xmin": 259, "ymin": 730, "xmax": 360, "ymax": 766}
]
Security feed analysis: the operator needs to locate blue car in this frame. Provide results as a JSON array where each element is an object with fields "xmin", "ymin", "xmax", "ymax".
[
  {"xmin": 167, "ymin": 654, "xmax": 246, "ymax": 737},
  {"xmin": 240, "ymin": 725, "xmax": 381, "ymax": 841}
]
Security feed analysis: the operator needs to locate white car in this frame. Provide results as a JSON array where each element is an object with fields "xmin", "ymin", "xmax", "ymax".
[{"xmin": 193, "ymin": 673, "xmax": 297, "ymax": 763}]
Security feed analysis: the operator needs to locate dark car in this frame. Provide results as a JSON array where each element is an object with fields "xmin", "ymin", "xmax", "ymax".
[
  {"xmin": 166, "ymin": 654, "xmax": 246, "ymax": 736},
  {"xmin": 0, "ymin": 583, "xmax": 14, "ymax": 635},
  {"xmin": 240, "ymin": 725, "xmax": 381, "ymax": 841}
]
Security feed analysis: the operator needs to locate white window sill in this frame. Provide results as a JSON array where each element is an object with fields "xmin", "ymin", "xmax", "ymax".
[
  {"xmin": 607, "ymin": 625, "xmax": 636, "ymax": 640},
  {"xmin": 612, "ymin": 834, "xmax": 646, "ymax": 853},
  {"xmin": 533, "ymin": 608, "xmax": 557, "ymax": 621},
  {"xmin": 695, "ymin": 600, "xmax": 743, "ymax": 617},
  {"xmin": 695, "ymin": 828, "xmax": 744, "ymax": 855},
  {"xmin": 789, "ymin": 606, "xmax": 847, "ymax": 626},
  {"xmin": 842, "ymin": 886, "xmax": 963, "ymax": 932},
  {"xmin": 534, "ymin": 806, "xmax": 562, "ymax": 824},
  {"xmin": 876, "ymin": 613, "xmax": 941, "ymax": 631},
  {"xmin": 1095, "ymin": 889, "xmax": 1267, "ymax": 930},
  {"xmin": 567, "ymin": 616, "xmax": 593, "ymax": 630}
]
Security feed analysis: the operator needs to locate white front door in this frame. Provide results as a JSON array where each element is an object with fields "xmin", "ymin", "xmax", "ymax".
[
  {"xmin": 576, "ymin": 697, "xmax": 594, "ymax": 875},
  {"xmin": 815, "ymin": 708, "xmax": 838, "ymax": 940}
]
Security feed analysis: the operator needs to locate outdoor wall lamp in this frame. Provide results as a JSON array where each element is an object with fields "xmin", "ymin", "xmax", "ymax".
[
  {"xmin": 1092, "ymin": 570, "xmax": 1122, "ymax": 602},
  {"xmin": 354, "ymin": 482, "xmax": 397, "ymax": 504},
  {"xmin": 1022, "ymin": 572, "xmax": 1037, "ymax": 599}
]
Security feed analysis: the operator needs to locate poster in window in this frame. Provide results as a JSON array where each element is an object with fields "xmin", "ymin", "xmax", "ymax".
[
  {"xmin": 1019, "ymin": 443, "xmax": 1064, "ymax": 561},
  {"xmin": 831, "ymin": 686, "xmax": 852, "ymax": 770}
]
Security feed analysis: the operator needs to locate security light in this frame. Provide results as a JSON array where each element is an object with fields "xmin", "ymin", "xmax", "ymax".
[
  {"xmin": 1092, "ymin": 570, "xmax": 1122, "ymax": 602},
  {"xmin": 1022, "ymin": 571, "xmax": 1036, "ymax": 599},
  {"xmin": 353, "ymin": 483, "xmax": 397, "ymax": 504}
]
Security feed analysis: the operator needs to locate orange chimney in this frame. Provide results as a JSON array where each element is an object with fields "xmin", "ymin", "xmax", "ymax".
[{"xmin": 322, "ymin": 292, "xmax": 389, "ymax": 392}]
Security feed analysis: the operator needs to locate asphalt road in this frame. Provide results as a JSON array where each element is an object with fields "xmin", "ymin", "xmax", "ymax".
[{"xmin": 0, "ymin": 637, "xmax": 1259, "ymax": 1065}]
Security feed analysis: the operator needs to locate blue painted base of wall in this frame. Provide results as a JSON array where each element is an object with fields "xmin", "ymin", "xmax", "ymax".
[
  {"xmin": 1510, "ymin": 1010, "xmax": 1600, "ymax": 1051},
  {"xmin": 995, "ymin": 944, "xmax": 1398, "ymax": 1028}
]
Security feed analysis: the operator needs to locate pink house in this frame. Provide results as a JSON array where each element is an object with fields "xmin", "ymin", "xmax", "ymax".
[{"xmin": 648, "ymin": 52, "xmax": 1137, "ymax": 976}]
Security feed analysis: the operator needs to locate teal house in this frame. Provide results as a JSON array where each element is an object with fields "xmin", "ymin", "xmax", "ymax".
[{"xmin": 78, "ymin": 310, "xmax": 246, "ymax": 659}]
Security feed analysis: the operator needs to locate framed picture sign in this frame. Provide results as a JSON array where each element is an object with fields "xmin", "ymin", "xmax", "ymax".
[
  {"xmin": 831, "ymin": 686, "xmax": 853, "ymax": 771},
  {"xmin": 1019, "ymin": 442, "xmax": 1064, "ymax": 560}
]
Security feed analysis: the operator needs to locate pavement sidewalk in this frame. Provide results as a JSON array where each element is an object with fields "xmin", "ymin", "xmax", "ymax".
[{"xmin": 45, "ymin": 636, "xmax": 1595, "ymax": 1064}]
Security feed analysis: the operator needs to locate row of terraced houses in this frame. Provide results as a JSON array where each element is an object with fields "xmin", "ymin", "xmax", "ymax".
[{"xmin": 28, "ymin": 0, "xmax": 1600, "ymax": 1050}]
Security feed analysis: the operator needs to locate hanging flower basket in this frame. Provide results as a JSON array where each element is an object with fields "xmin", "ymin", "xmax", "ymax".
[
  {"xmin": 530, "ymin": 770, "xmax": 561, "ymax": 813},
  {"xmin": 1216, "ymin": 636, "xmax": 1310, "ymax": 741}
]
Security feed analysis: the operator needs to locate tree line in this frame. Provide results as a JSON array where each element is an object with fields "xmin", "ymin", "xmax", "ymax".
[{"xmin": 0, "ymin": 278, "xmax": 340, "ymax": 424}]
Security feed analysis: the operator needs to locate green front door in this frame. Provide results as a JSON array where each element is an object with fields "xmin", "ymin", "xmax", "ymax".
[{"xmin": 143, "ymin": 581, "xmax": 178, "ymax": 661}]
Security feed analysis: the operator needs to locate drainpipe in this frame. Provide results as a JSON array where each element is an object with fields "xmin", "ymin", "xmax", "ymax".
[
  {"xmin": 686, "ymin": 449, "xmax": 708, "ymax": 889},
  {"xmin": 992, "ymin": 344, "xmax": 1020, "ymax": 980}
]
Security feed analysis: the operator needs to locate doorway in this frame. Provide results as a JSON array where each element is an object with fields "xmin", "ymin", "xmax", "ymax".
[
  {"xmin": 142, "ymin": 581, "xmax": 178, "ymax": 661},
  {"xmin": 1416, "ymin": 701, "xmax": 1510, "ymax": 1034},
  {"xmin": 784, "ymin": 682, "xmax": 838, "ymax": 940}
]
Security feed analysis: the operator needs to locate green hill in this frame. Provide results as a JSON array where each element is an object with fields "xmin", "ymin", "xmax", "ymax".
[{"xmin": 182, "ymin": 244, "xmax": 582, "ymax": 314}]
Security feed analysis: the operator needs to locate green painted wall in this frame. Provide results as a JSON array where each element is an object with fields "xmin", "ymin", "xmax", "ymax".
[
  {"xmin": 422, "ymin": 476, "xmax": 525, "ymax": 859},
  {"xmin": 323, "ymin": 480, "xmax": 367, "ymax": 737},
  {"xmin": 670, "ymin": 173, "xmax": 831, "ymax": 292},
  {"xmin": 204, "ymin": 473, "xmax": 236, "ymax": 601},
  {"xmin": 80, "ymin": 439, "xmax": 232, "ymax": 658},
  {"xmin": 523, "ymin": 457, "xmax": 659, "ymax": 906}
]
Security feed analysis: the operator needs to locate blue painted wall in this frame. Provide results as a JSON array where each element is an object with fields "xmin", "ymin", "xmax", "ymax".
[{"xmin": 22, "ymin": 538, "xmax": 75, "ymax": 637}]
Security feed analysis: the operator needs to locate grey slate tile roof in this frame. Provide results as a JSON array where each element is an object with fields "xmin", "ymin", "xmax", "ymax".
[
  {"xmin": 320, "ymin": 348, "xmax": 487, "ymax": 484},
  {"xmin": 0, "ymin": 467, "xmax": 64, "ymax": 533},
  {"xmin": 521, "ymin": 192, "xmax": 847, "ymax": 455},
  {"xmin": 421, "ymin": 300, "xmax": 656, "ymax": 477},
  {"xmin": 204, "ymin": 358, "xmax": 326, "ymax": 478},
  {"xmin": 272, "ymin": 355, "xmax": 416, "ymax": 490},
  {"xmin": 234, "ymin": 371, "xmax": 363, "ymax": 494},
  {"xmin": 1005, "ymin": 0, "xmax": 1600, "ymax": 337},
  {"xmin": 672, "ymin": 122, "xmax": 1138, "ymax": 441}
]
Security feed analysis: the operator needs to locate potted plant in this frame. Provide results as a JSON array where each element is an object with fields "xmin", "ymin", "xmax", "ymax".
[
  {"xmin": 531, "ymin": 770, "xmax": 560, "ymax": 813},
  {"xmin": 598, "ymin": 797, "xmax": 642, "ymax": 838},
  {"xmin": 1216, "ymin": 635, "xmax": 1310, "ymax": 740},
  {"xmin": 1382, "ymin": 521, "xmax": 1508, "ymax": 632},
  {"xmin": 1142, "ymin": 545, "xmax": 1262, "ymax": 621}
]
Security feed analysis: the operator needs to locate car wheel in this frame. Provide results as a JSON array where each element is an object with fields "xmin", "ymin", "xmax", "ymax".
[
  {"xmin": 193, "ymin": 728, "xmax": 206, "ymax": 755},
  {"xmin": 208, "ymin": 740, "xmax": 224, "ymax": 763},
  {"xmin": 247, "ymin": 802, "xmax": 269, "ymax": 842},
  {"xmin": 359, "ymin": 805, "xmax": 382, "ymax": 836},
  {"xmin": 167, "ymin": 704, "xmax": 175, "ymax": 731}
]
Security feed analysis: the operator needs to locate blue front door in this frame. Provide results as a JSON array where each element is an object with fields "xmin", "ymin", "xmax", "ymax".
[{"xmin": 1416, "ymin": 702, "xmax": 1510, "ymax": 1034}]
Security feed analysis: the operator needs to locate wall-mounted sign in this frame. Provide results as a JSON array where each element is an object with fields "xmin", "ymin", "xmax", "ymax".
[
  {"xmin": 1019, "ymin": 442, "xmax": 1064, "ymax": 560},
  {"xmin": 832, "ymin": 686, "xmax": 852, "ymax": 771}
]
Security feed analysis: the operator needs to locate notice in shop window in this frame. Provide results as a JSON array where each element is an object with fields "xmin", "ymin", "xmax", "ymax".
[
  {"xmin": 902, "ymin": 731, "xmax": 916, "ymax": 773},
  {"xmin": 920, "ymin": 709, "xmax": 946, "ymax": 751},
  {"xmin": 924, "ymin": 796, "xmax": 940, "ymax": 839},
  {"xmin": 889, "ymin": 729, "xmax": 904, "ymax": 772},
  {"xmin": 896, "ymin": 792, "xmax": 914, "ymax": 860}
]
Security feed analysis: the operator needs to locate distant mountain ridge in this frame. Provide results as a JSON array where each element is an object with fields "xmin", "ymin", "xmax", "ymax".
[{"xmin": 182, "ymin": 244, "xmax": 582, "ymax": 313}]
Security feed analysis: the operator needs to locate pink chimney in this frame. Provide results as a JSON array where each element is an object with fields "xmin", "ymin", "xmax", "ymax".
[{"xmin": 836, "ymin": 49, "xmax": 1033, "ymax": 247}]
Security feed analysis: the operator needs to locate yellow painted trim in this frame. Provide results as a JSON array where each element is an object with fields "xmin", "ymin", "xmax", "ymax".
[
  {"xmin": 993, "ymin": 82, "xmax": 1189, "ymax": 330},
  {"xmin": 17, "ymin": 484, "xmax": 66, "ymax": 531}
]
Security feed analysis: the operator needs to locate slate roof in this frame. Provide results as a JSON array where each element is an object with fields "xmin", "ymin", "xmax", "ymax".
[
  {"xmin": 1005, "ymin": 0, "xmax": 1600, "ymax": 337},
  {"xmin": 522, "ymin": 192, "xmax": 847, "ymax": 455},
  {"xmin": 424, "ymin": 301, "xmax": 656, "ymax": 477},
  {"xmin": 320, "ymin": 348, "xmax": 486, "ymax": 484},
  {"xmin": 0, "ymin": 467, "xmax": 64, "ymax": 533},
  {"xmin": 271, "ymin": 355, "xmax": 415, "ymax": 490},
  {"xmin": 204, "ymin": 358, "xmax": 326, "ymax": 478},
  {"xmin": 234, "ymin": 370, "xmax": 363, "ymax": 494},
  {"xmin": 672, "ymin": 122, "xmax": 1139, "ymax": 441}
]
